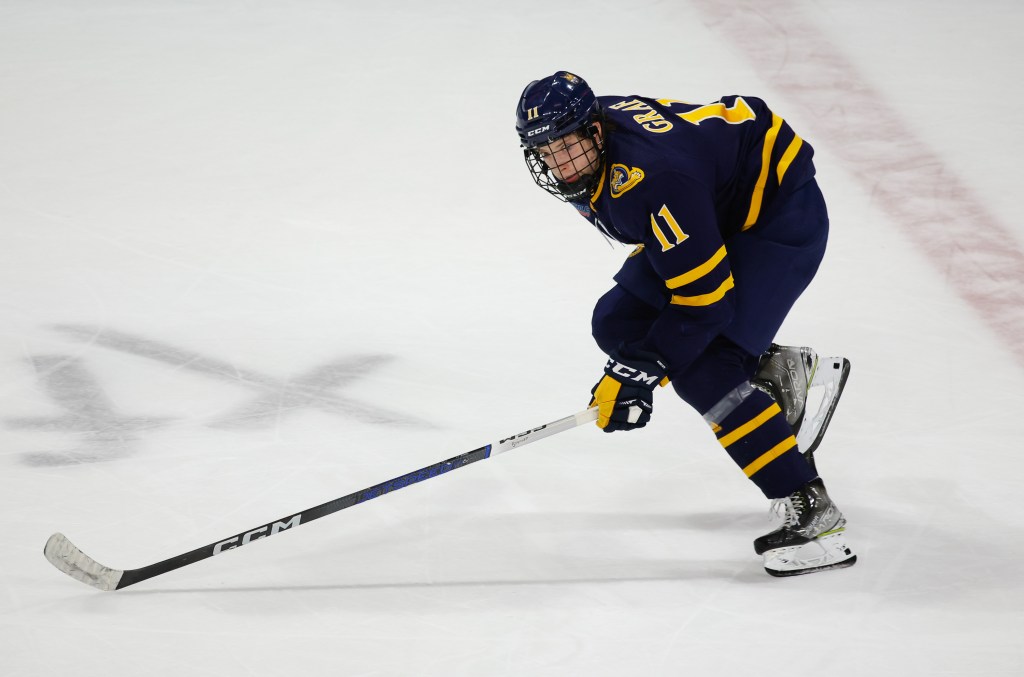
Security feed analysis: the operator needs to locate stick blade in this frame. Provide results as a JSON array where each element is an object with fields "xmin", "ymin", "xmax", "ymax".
[{"xmin": 44, "ymin": 533, "xmax": 124, "ymax": 592}]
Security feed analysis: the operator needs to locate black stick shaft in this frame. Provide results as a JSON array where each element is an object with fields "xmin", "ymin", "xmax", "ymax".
[
  {"xmin": 44, "ymin": 408, "xmax": 597, "ymax": 591},
  {"xmin": 116, "ymin": 444, "xmax": 492, "ymax": 589}
]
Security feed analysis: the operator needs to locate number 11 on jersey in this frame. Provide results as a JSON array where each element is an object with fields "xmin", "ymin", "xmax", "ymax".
[{"xmin": 651, "ymin": 204, "xmax": 688, "ymax": 251}]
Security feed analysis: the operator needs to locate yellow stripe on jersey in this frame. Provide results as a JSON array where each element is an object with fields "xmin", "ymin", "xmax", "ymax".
[
  {"xmin": 664, "ymin": 245, "xmax": 727, "ymax": 290},
  {"xmin": 742, "ymin": 113, "xmax": 784, "ymax": 231},
  {"xmin": 669, "ymin": 274, "xmax": 734, "ymax": 306},
  {"xmin": 777, "ymin": 135, "xmax": 804, "ymax": 184},
  {"xmin": 718, "ymin": 402, "xmax": 781, "ymax": 448},
  {"xmin": 743, "ymin": 435, "xmax": 798, "ymax": 477}
]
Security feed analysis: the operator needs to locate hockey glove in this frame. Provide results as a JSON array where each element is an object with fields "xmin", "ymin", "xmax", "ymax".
[{"xmin": 589, "ymin": 348, "xmax": 668, "ymax": 432}]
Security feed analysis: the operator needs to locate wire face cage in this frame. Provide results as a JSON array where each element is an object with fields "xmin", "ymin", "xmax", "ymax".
[{"xmin": 521, "ymin": 125, "xmax": 604, "ymax": 204}]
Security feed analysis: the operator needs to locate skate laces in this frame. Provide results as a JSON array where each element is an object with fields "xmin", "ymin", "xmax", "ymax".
[{"xmin": 768, "ymin": 493, "xmax": 806, "ymax": 529}]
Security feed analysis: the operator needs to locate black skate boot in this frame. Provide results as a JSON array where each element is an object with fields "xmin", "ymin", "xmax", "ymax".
[
  {"xmin": 753, "ymin": 343, "xmax": 816, "ymax": 435},
  {"xmin": 753, "ymin": 344, "xmax": 851, "ymax": 473},
  {"xmin": 754, "ymin": 478, "xmax": 857, "ymax": 577}
]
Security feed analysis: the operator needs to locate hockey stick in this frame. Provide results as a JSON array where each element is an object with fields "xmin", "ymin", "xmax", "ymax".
[{"xmin": 44, "ymin": 408, "xmax": 598, "ymax": 591}]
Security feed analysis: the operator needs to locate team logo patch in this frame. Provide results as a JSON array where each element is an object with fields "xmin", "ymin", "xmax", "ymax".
[{"xmin": 610, "ymin": 164, "xmax": 645, "ymax": 198}]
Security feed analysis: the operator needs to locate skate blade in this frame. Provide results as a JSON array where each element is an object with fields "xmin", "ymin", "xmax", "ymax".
[
  {"xmin": 762, "ymin": 530, "xmax": 857, "ymax": 577},
  {"xmin": 766, "ymin": 554, "xmax": 857, "ymax": 577},
  {"xmin": 796, "ymin": 357, "xmax": 851, "ymax": 457}
]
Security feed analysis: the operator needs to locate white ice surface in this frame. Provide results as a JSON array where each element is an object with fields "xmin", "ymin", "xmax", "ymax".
[{"xmin": 2, "ymin": 1, "xmax": 1023, "ymax": 675}]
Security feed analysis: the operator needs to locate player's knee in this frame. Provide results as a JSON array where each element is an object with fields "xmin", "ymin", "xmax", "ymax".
[{"xmin": 669, "ymin": 337, "xmax": 759, "ymax": 413}]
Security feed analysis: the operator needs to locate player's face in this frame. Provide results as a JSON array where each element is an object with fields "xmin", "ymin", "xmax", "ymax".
[{"xmin": 535, "ymin": 124, "xmax": 602, "ymax": 184}]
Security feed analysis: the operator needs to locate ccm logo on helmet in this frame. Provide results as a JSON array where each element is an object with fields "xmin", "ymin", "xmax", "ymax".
[
  {"xmin": 527, "ymin": 125, "xmax": 551, "ymax": 137},
  {"xmin": 607, "ymin": 359, "xmax": 661, "ymax": 386}
]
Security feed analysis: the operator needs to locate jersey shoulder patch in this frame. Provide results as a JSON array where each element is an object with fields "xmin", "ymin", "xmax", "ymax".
[{"xmin": 610, "ymin": 164, "xmax": 645, "ymax": 198}]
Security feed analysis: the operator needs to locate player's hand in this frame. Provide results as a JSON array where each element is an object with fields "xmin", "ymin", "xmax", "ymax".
[{"xmin": 589, "ymin": 348, "xmax": 668, "ymax": 432}]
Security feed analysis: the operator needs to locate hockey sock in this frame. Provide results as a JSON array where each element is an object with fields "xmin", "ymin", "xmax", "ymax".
[{"xmin": 706, "ymin": 385, "xmax": 815, "ymax": 498}]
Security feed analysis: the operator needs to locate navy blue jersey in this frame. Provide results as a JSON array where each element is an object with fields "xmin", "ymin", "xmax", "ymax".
[
  {"xmin": 578, "ymin": 94, "xmax": 814, "ymax": 243},
  {"xmin": 576, "ymin": 94, "xmax": 818, "ymax": 370}
]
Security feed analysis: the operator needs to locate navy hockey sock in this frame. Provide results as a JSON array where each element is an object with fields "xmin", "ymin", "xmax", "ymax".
[{"xmin": 706, "ymin": 386, "xmax": 815, "ymax": 498}]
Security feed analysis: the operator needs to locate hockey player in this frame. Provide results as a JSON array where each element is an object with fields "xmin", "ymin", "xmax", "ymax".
[{"xmin": 515, "ymin": 71, "xmax": 855, "ymax": 576}]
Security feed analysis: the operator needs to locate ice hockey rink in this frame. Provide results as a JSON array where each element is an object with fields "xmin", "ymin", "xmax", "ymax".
[{"xmin": 3, "ymin": 1, "xmax": 1022, "ymax": 674}]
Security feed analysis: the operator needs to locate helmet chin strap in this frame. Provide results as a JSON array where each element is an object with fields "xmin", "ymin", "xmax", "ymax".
[{"xmin": 557, "ymin": 177, "xmax": 592, "ymax": 202}]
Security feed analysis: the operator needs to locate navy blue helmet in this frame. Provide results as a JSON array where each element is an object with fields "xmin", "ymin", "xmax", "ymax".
[
  {"xmin": 516, "ymin": 71, "xmax": 599, "ymax": 147},
  {"xmin": 516, "ymin": 71, "xmax": 605, "ymax": 202}
]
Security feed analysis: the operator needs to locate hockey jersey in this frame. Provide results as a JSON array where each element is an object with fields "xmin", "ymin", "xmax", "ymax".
[{"xmin": 575, "ymin": 94, "xmax": 817, "ymax": 371}]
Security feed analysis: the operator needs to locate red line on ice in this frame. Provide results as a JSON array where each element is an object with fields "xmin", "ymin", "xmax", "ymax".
[{"xmin": 692, "ymin": 0, "xmax": 1024, "ymax": 367}]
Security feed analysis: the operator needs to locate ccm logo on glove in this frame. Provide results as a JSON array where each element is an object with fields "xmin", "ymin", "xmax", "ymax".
[{"xmin": 606, "ymin": 359, "xmax": 663, "ymax": 386}]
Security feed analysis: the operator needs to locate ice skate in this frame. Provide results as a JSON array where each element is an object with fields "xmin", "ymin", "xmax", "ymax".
[
  {"xmin": 754, "ymin": 344, "xmax": 851, "ymax": 472},
  {"xmin": 754, "ymin": 478, "xmax": 856, "ymax": 577}
]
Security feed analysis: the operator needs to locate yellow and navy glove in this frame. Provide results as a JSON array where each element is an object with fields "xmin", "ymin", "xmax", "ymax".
[{"xmin": 589, "ymin": 348, "xmax": 668, "ymax": 432}]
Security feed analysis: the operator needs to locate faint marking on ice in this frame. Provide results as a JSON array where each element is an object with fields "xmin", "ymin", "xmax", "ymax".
[
  {"xmin": 692, "ymin": 0, "xmax": 1024, "ymax": 368},
  {"xmin": 51, "ymin": 324, "xmax": 431, "ymax": 429},
  {"xmin": 7, "ymin": 355, "xmax": 171, "ymax": 467}
]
